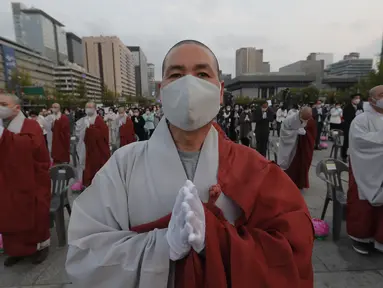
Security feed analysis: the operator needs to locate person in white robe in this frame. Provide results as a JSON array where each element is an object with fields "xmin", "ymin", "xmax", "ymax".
[
  {"xmin": 347, "ymin": 85, "xmax": 383, "ymax": 255},
  {"xmin": 111, "ymin": 106, "xmax": 127, "ymax": 151}
]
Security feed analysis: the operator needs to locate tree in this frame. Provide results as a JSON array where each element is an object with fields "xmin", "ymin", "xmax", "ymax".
[
  {"xmin": 101, "ymin": 84, "xmax": 116, "ymax": 106},
  {"xmin": 6, "ymin": 69, "xmax": 32, "ymax": 93},
  {"xmin": 234, "ymin": 95, "xmax": 252, "ymax": 105},
  {"xmin": 75, "ymin": 79, "xmax": 87, "ymax": 105},
  {"xmin": 355, "ymin": 60, "xmax": 383, "ymax": 98}
]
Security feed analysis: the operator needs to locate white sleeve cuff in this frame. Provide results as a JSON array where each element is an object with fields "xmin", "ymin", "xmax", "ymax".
[{"xmin": 0, "ymin": 126, "xmax": 4, "ymax": 138}]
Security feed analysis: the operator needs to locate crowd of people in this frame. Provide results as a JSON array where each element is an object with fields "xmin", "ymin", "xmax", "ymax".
[{"xmin": 0, "ymin": 39, "xmax": 382, "ymax": 288}]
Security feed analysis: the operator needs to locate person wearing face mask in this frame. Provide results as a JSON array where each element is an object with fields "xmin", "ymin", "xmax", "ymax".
[
  {"xmin": 312, "ymin": 100, "xmax": 326, "ymax": 150},
  {"xmin": 131, "ymin": 108, "xmax": 146, "ymax": 141},
  {"xmin": 0, "ymin": 93, "xmax": 51, "ymax": 266},
  {"xmin": 329, "ymin": 102, "xmax": 343, "ymax": 131},
  {"xmin": 74, "ymin": 102, "xmax": 110, "ymax": 187},
  {"xmin": 111, "ymin": 106, "xmax": 136, "ymax": 152},
  {"xmin": 46, "ymin": 103, "xmax": 70, "ymax": 164},
  {"xmin": 253, "ymin": 101, "xmax": 274, "ymax": 157},
  {"xmin": 346, "ymin": 85, "xmax": 383, "ymax": 255},
  {"xmin": 142, "ymin": 108, "xmax": 155, "ymax": 138},
  {"xmin": 66, "ymin": 40, "xmax": 314, "ymax": 288},
  {"xmin": 276, "ymin": 103, "xmax": 288, "ymax": 137},
  {"xmin": 239, "ymin": 106, "xmax": 252, "ymax": 146},
  {"xmin": 341, "ymin": 94, "xmax": 364, "ymax": 162},
  {"xmin": 278, "ymin": 107, "xmax": 316, "ymax": 191}
]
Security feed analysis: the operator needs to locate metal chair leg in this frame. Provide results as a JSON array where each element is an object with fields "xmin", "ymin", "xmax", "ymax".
[
  {"xmin": 321, "ymin": 197, "xmax": 331, "ymax": 220},
  {"xmin": 55, "ymin": 207, "xmax": 67, "ymax": 247}
]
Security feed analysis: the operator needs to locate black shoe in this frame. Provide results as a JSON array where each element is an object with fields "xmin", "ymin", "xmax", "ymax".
[
  {"xmin": 4, "ymin": 256, "xmax": 24, "ymax": 267},
  {"xmin": 352, "ymin": 240, "xmax": 372, "ymax": 255},
  {"xmin": 31, "ymin": 247, "xmax": 49, "ymax": 265}
]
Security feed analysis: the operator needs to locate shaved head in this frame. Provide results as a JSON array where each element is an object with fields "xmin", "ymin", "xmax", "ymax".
[
  {"xmin": 162, "ymin": 40, "xmax": 220, "ymax": 77},
  {"xmin": 0, "ymin": 93, "xmax": 22, "ymax": 119},
  {"xmin": 85, "ymin": 101, "xmax": 96, "ymax": 109},
  {"xmin": 300, "ymin": 106, "xmax": 312, "ymax": 120},
  {"xmin": 369, "ymin": 85, "xmax": 383, "ymax": 98}
]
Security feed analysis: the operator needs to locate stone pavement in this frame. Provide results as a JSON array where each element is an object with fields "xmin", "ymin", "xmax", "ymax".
[{"xmin": 1, "ymin": 146, "xmax": 383, "ymax": 287}]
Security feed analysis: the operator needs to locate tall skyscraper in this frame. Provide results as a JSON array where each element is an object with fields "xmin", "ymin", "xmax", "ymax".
[
  {"xmin": 83, "ymin": 36, "xmax": 136, "ymax": 97},
  {"xmin": 127, "ymin": 46, "xmax": 149, "ymax": 97},
  {"xmin": 66, "ymin": 32, "xmax": 83, "ymax": 67},
  {"xmin": 235, "ymin": 47, "xmax": 269, "ymax": 76},
  {"xmin": 147, "ymin": 63, "xmax": 155, "ymax": 97},
  {"xmin": 11, "ymin": 2, "xmax": 68, "ymax": 64}
]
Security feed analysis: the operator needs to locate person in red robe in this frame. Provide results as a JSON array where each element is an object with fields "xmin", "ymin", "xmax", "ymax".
[
  {"xmin": 112, "ymin": 106, "xmax": 136, "ymax": 151},
  {"xmin": 65, "ymin": 40, "xmax": 314, "ymax": 287},
  {"xmin": 347, "ymin": 85, "xmax": 383, "ymax": 255},
  {"xmin": 49, "ymin": 103, "xmax": 70, "ymax": 164},
  {"xmin": 81, "ymin": 102, "xmax": 110, "ymax": 187},
  {"xmin": 278, "ymin": 107, "xmax": 316, "ymax": 191},
  {"xmin": 0, "ymin": 93, "xmax": 51, "ymax": 267}
]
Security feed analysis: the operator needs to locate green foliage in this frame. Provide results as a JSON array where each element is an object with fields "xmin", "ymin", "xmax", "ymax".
[
  {"xmin": 355, "ymin": 60, "xmax": 383, "ymax": 97},
  {"xmin": 6, "ymin": 69, "xmax": 33, "ymax": 93},
  {"xmin": 234, "ymin": 95, "xmax": 252, "ymax": 105},
  {"xmin": 101, "ymin": 84, "xmax": 116, "ymax": 106}
]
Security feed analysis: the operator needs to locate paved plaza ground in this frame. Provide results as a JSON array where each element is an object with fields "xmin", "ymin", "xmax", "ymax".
[{"xmin": 1, "ymin": 145, "xmax": 383, "ymax": 287}]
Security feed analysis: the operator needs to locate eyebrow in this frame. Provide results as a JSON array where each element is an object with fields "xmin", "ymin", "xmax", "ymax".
[{"xmin": 165, "ymin": 63, "xmax": 213, "ymax": 74}]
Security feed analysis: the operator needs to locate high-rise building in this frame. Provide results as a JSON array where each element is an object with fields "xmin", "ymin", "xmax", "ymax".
[
  {"xmin": 235, "ymin": 47, "xmax": 269, "ymax": 76},
  {"xmin": 11, "ymin": 2, "xmax": 68, "ymax": 64},
  {"xmin": 66, "ymin": 32, "xmax": 83, "ymax": 67},
  {"xmin": 0, "ymin": 36, "xmax": 55, "ymax": 91},
  {"xmin": 147, "ymin": 63, "xmax": 155, "ymax": 97},
  {"xmin": 83, "ymin": 36, "xmax": 136, "ymax": 97},
  {"xmin": 306, "ymin": 53, "xmax": 333, "ymax": 68},
  {"xmin": 127, "ymin": 46, "xmax": 149, "ymax": 97},
  {"xmin": 327, "ymin": 53, "xmax": 373, "ymax": 78},
  {"xmin": 54, "ymin": 62, "xmax": 102, "ymax": 102}
]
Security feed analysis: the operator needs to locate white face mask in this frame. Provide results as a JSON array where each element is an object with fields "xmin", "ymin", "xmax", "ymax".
[
  {"xmin": 372, "ymin": 97, "xmax": 383, "ymax": 109},
  {"xmin": 0, "ymin": 106, "xmax": 13, "ymax": 119},
  {"xmin": 52, "ymin": 107, "xmax": 59, "ymax": 114},
  {"xmin": 85, "ymin": 108, "xmax": 95, "ymax": 116},
  {"xmin": 353, "ymin": 99, "xmax": 360, "ymax": 105},
  {"xmin": 161, "ymin": 75, "xmax": 221, "ymax": 131}
]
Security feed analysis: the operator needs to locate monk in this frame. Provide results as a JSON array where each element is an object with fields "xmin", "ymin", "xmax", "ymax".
[
  {"xmin": 111, "ymin": 106, "xmax": 136, "ymax": 152},
  {"xmin": 0, "ymin": 93, "xmax": 51, "ymax": 267},
  {"xmin": 48, "ymin": 103, "xmax": 70, "ymax": 164},
  {"xmin": 347, "ymin": 85, "xmax": 383, "ymax": 255},
  {"xmin": 66, "ymin": 40, "xmax": 314, "ymax": 287},
  {"xmin": 75, "ymin": 102, "xmax": 110, "ymax": 187},
  {"xmin": 278, "ymin": 107, "xmax": 316, "ymax": 191}
]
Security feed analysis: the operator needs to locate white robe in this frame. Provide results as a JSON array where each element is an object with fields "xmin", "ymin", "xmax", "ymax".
[
  {"xmin": 111, "ymin": 114, "xmax": 127, "ymax": 149},
  {"xmin": 349, "ymin": 103, "xmax": 383, "ymax": 206},
  {"xmin": 277, "ymin": 112, "xmax": 302, "ymax": 170},
  {"xmin": 66, "ymin": 118, "xmax": 222, "ymax": 288}
]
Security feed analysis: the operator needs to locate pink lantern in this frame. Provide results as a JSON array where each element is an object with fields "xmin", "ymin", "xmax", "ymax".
[
  {"xmin": 312, "ymin": 218, "xmax": 329, "ymax": 239},
  {"xmin": 320, "ymin": 136, "xmax": 328, "ymax": 141},
  {"xmin": 71, "ymin": 181, "xmax": 83, "ymax": 191},
  {"xmin": 320, "ymin": 142, "xmax": 328, "ymax": 149}
]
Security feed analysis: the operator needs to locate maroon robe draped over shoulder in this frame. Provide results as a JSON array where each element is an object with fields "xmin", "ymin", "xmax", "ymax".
[
  {"xmin": 347, "ymin": 162, "xmax": 383, "ymax": 244},
  {"xmin": 51, "ymin": 114, "xmax": 70, "ymax": 164},
  {"xmin": 131, "ymin": 122, "xmax": 314, "ymax": 288},
  {"xmin": 0, "ymin": 119, "xmax": 51, "ymax": 256},
  {"xmin": 285, "ymin": 118, "xmax": 316, "ymax": 189},
  {"xmin": 83, "ymin": 116, "xmax": 110, "ymax": 187},
  {"xmin": 119, "ymin": 117, "xmax": 136, "ymax": 147}
]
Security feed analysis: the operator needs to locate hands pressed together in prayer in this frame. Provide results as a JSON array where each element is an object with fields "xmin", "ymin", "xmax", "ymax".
[{"xmin": 166, "ymin": 180, "xmax": 206, "ymax": 261}]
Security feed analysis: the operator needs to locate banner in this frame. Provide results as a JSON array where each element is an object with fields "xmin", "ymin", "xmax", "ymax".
[{"xmin": 1, "ymin": 45, "xmax": 17, "ymax": 89}]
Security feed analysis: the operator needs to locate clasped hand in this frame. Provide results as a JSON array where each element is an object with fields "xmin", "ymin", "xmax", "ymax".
[{"xmin": 166, "ymin": 180, "xmax": 206, "ymax": 261}]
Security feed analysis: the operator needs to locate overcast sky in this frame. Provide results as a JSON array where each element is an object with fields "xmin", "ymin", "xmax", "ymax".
[{"xmin": 1, "ymin": 0, "xmax": 382, "ymax": 80}]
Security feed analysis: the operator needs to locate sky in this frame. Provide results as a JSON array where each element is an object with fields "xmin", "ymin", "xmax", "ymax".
[{"xmin": 1, "ymin": 0, "xmax": 382, "ymax": 80}]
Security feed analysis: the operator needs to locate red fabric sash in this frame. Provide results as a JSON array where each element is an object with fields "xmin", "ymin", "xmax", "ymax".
[
  {"xmin": 83, "ymin": 116, "xmax": 110, "ymax": 186},
  {"xmin": 119, "ymin": 118, "xmax": 136, "ymax": 147},
  {"xmin": 285, "ymin": 118, "xmax": 316, "ymax": 189},
  {"xmin": 51, "ymin": 114, "xmax": 70, "ymax": 163},
  {"xmin": 131, "ymin": 124, "xmax": 314, "ymax": 287}
]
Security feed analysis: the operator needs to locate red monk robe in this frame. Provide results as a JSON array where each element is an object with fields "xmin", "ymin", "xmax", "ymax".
[
  {"xmin": 83, "ymin": 115, "xmax": 110, "ymax": 187},
  {"xmin": 51, "ymin": 113, "xmax": 70, "ymax": 164},
  {"xmin": 131, "ymin": 123, "xmax": 314, "ymax": 288},
  {"xmin": 285, "ymin": 118, "xmax": 316, "ymax": 189},
  {"xmin": 0, "ymin": 115, "xmax": 51, "ymax": 257},
  {"xmin": 119, "ymin": 117, "xmax": 136, "ymax": 147}
]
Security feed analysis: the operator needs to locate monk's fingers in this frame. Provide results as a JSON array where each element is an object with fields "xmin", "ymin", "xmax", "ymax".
[
  {"xmin": 184, "ymin": 180, "xmax": 195, "ymax": 191},
  {"xmin": 180, "ymin": 223, "xmax": 193, "ymax": 245},
  {"xmin": 179, "ymin": 202, "xmax": 191, "ymax": 225},
  {"xmin": 188, "ymin": 232, "xmax": 203, "ymax": 246},
  {"xmin": 173, "ymin": 187, "xmax": 188, "ymax": 215},
  {"xmin": 185, "ymin": 211, "xmax": 204, "ymax": 233},
  {"xmin": 184, "ymin": 195, "xmax": 204, "ymax": 218}
]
